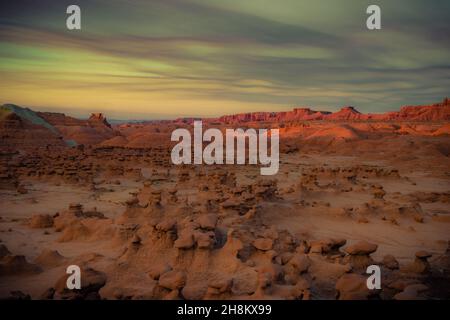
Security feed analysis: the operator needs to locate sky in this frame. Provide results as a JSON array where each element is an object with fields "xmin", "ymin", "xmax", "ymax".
[{"xmin": 0, "ymin": 0, "xmax": 449, "ymax": 119}]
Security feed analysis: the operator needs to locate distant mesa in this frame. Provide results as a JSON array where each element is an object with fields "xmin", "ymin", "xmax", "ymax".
[
  {"xmin": 0, "ymin": 104, "xmax": 117, "ymax": 150},
  {"xmin": 0, "ymin": 104, "xmax": 66, "ymax": 150},
  {"xmin": 0, "ymin": 98, "xmax": 449, "ymax": 152},
  {"xmin": 386, "ymin": 98, "xmax": 450, "ymax": 121},
  {"xmin": 207, "ymin": 97, "xmax": 450, "ymax": 124}
]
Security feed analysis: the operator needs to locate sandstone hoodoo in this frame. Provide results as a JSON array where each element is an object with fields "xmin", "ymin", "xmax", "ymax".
[
  {"xmin": 407, "ymin": 251, "xmax": 433, "ymax": 274},
  {"xmin": 343, "ymin": 241, "xmax": 378, "ymax": 270}
]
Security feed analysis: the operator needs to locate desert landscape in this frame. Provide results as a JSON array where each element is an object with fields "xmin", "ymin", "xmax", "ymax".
[{"xmin": 0, "ymin": 98, "xmax": 449, "ymax": 300}]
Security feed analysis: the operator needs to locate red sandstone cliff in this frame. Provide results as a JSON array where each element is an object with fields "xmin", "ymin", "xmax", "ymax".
[{"xmin": 206, "ymin": 98, "xmax": 450, "ymax": 123}]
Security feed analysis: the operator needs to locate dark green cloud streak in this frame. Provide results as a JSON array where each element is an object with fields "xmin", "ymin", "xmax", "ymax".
[{"xmin": 0, "ymin": 0, "xmax": 449, "ymax": 117}]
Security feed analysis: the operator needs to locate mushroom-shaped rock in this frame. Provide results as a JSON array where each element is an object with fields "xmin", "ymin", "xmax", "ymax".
[
  {"xmin": 344, "ymin": 241, "xmax": 378, "ymax": 270},
  {"xmin": 344, "ymin": 241, "xmax": 378, "ymax": 255},
  {"xmin": 408, "ymin": 251, "xmax": 432, "ymax": 273},
  {"xmin": 331, "ymin": 238, "xmax": 347, "ymax": 250},
  {"xmin": 415, "ymin": 251, "xmax": 432, "ymax": 259}
]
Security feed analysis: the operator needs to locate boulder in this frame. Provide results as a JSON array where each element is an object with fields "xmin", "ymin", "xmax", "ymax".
[
  {"xmin": 159, "ymin": 270, "xmax": 186, "ymax": 290},
  {"xmin": 208, "ymin": 277, "xmax": 233, "ymax": 293},
  {"xmin": 34, "ymin": 249, "xmax": 66, "ymax": 268},
  {"xmin": 382, "ymin": 254, "xmax": 399, "ymax": 270},
  {"xmin": 408, "ymin": 251, "xmax": 432, "ymax": 273},
  {"xmin": 309, "ymin": 238, "xmax": 346, "ymax": 254},
  {"xmin": 336, "ymin": 273, "xmax": 372, "ymax": 300},
  {"xmin": 253, "ymin": 238, "xmax": 273, "ymax": 251},
  {"xmin": 174, "ymin": 232, "xmax": 195, "ymax": 249},
  {"xmin": 287, "ymin": 253, "xmax": 311, "ymax": 274},
  {"xmin": 344, "ymin": 241, "xmax": 378, "ymax": 255},
  {"xmin": 29, "ymin": 214, "xmax": 54, "ymax": 228},
  {"xmin": 343, "ymin": 241, "xmax": 378, "ymax": 270},
  {"xmin": 147, "ymin": 263, "xmax": 171, "ymax": 280},
  {"xmin": 156, "ymin": 219, "xmax": 176, "ymax": 232},
  {"xmin": 181, "ymin": 283, "xmax": 208, "ymax": 300},
  {"xmin": 394, "ymin": 284, "xmax": 428, "ymax": 300},
  {"xmin": 196, "ymin": 214, "xmax": 218, "ymax": 230},
  {"xmin": 54, "ymin": 267, "xmax": 107, "ymax": 299},
  {"xmin": 0, "ymin": 255, "xmax": 42, "ymax": 276},
  {"xmin": 194, "ymin": 231, "xmax": 215, "ymax": 249}
]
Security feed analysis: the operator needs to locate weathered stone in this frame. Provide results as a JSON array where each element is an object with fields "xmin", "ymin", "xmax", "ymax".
[
  {"xmin": 344, "ymin": 241, "xmax": 378, "ymax": 255},
  {"xmin": 159, "ymin": 271, "xmax": 186, "ymax": 290},
  {"xmin": 253, "ymin": 238, "xmax": 273, "ymax": 251}
]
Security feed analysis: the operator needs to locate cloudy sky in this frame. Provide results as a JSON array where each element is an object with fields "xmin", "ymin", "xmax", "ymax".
[{"xmin": 0, "ymin": 0, "xmax": 449, "ymax": 119}]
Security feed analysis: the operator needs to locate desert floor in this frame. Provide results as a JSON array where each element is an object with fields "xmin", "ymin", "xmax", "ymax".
[{"xmin": 1, "ymin": 138, "xmax": 449, "ymax": 300}]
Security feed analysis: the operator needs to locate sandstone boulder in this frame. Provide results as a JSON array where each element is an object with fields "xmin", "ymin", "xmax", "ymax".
[
  {"xmin": 382, "ymin": 254, "xmax": 399, "ymax": 270},
  {"xmin": 158, "ymin": 270, "xmax": 186, "ymax": 290},
  {"xmin": 344, "ymin": 241, "xmax": 378, "ymax": 255},
  {"xmin": 0, "ymin": 255, "xmax": 42, "ymax": 276},
  {"xmin": 394, "ymin": 284, "xmax": 428, "ymax": 300},
  {"xmin": 35, "ymin": 249, "xmax": 66, "ymax": 268},
  {"xmin": 336, "ymin": 273, "xmax": 372, "ymax": 300},
  {"xmin": 253, "ymin": 238, "xmax": 273, "ymax": 251},
  {"xmin": 29, "ymin": 214, "xmax": 54, "ymax": 228},
  {"xmin": 196, "ymin": 214, "xmax": 218, "ymax": 230}
]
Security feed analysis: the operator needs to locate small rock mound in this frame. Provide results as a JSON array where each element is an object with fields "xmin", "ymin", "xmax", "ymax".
[
  {"xmin": 29, "ymin": 214, "xmax": 54, "ymax": 228},
  {"xmin": 35, "ymin": 249, "xmax": 66, "ymax": 268}
]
